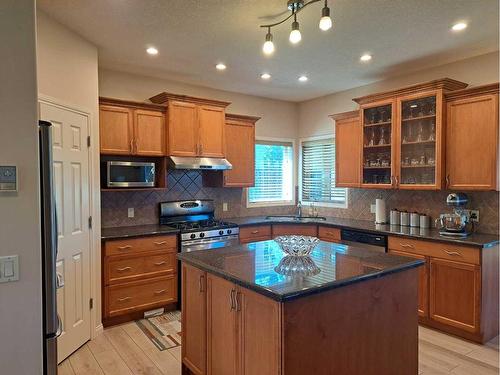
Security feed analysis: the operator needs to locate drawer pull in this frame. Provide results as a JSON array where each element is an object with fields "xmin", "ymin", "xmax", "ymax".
[
  {"xmin": 153, "ymin": 261, "xmax": 167, "ymax": 266},
  {"xmin": 154, "ymin": 241, "xmax": 168, "ymax": 246},
  {"xmin": 199, "ymin": 275, "xmax": 205, "ymax": 293},
  {"xmin": 251, "ymin": 230, "xmax": 260, "ymax": 234},
  {"xmin": 117, "ymin": 297, "xmax": 131, "ymax": 302},
  {"xmin": 154, "ymin": 289, "xmax": 166, "ymax": 295},
  {"xmin": 117, "ymin": 245, "xmax": 132, "ymax": 250},
  {"xmin": 116, "ymin": 266, "xmax": 132, "ymax": 272},
  {"xmin": 400, "ymin": 243, "xmax": 415, "ymax": 249},
  {"xmin": 443, "ymin": 250, "xmax": 462, "ymax": 257}
]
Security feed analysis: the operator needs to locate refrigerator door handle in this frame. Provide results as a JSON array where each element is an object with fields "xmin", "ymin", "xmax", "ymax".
[
  {"xmin": 56, "ymin": 272, "xmax": 64, "ymax": 289},
  {"xmin": 55, "ymin": 314, "xmax": 63, "ymax": 338}
]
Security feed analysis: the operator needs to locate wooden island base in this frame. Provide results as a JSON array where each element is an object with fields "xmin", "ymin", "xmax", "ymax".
[{"xmin": 181, "ymin": 264, "xmax": 419, "ymax": 375}]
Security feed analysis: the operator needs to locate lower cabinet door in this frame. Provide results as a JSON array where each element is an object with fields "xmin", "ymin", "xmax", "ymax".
[
  {"xmin": 182, "ymin": 264, "xmax": 207, "ymax": 375},
  {"xmin": 207, "ymin": 274, "xmax": 238, "ymax": 375},
  {"xmin": 238, "ymin": 288, "xmax": 281, "ymax": 375},
  {"xmin": 389, "ymin": 249, "xmax": 428, "ymax": 318},
  {"xmin": 429, "ymin": 258, "xmax": 481, "ymax": 333}
]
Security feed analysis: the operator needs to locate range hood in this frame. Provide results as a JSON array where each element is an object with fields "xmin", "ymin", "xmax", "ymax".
[{"xmin": 169, "ymin": 156, "xmax": 232, "ymax": 170}]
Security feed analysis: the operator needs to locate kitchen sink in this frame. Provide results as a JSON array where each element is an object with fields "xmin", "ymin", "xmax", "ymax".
[{"xmin": 265, "ymin": 215, "xmax": 327, "ymax": 221}]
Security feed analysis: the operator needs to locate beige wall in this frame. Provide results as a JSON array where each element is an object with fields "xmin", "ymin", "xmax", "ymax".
[
  {"xmin": 36, "ymin": 10, "xmax": 103, "ymax": 334},
  {"xmin": 0, "ymin": 1, "xmax": 43, "ymax": 373},
  {"xmin": 99, "ymin": 69, "xmax": 299, "ymax": 139},
  {"xmin": 298, "ymin": 52, "xmax": 500, "ymax": 138}
]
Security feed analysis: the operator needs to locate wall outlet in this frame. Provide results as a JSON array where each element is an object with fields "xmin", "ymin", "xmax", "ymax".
[
  {"xmin": 0, "ymin": 255, "xmax": 19, "ymax": 283},
  {"xmin": 223, "ymin": 202, "xmax": 229, "ymax": 212},
  {"xmin": 468, "ymin": 209, "xmax": 480, "ymax": 222},
  {"xmin": 128, "ymin": 207, "xmax": 135, "ymax": 218},
  {"xmin": 370, "ymin": 204, "xmax": 376, "ymax": 214}
]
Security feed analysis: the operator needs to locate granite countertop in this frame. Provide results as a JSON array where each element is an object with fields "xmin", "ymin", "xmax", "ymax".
[
  {"xmin": 101, "ymin": 224, "xmax": 179, "ymax": 240},
  {"xmin": 226, "ymin": 216, "xmax": 499, "ymax": 248},
  {"xmin": 178, "ymin": 240, "xmax": 424, "ymax": 302}
]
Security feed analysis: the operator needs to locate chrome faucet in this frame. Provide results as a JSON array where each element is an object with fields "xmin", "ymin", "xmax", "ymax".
[{"xmin": 297, "ymin": 201, "xmax": 302, "ymax": 217}]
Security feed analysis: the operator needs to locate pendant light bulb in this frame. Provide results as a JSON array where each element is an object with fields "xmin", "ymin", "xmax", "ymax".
[
  {"xmin": 263, "ymin": 29, "xmax": 275, "ymax": 55},
  {"xmin": 319, "ymin": 1, "xmax": 332, "ymax": 31},
  {"xmin": 289, "ymin": 16, "xmax": 302, "ymax": 44}
]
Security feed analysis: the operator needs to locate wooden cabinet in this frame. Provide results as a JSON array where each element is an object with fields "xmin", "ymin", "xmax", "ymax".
[
  {"xmin": 388, "ymin": 249, "xmax": 428, "ymax": 318},
  {"xmin": 445, "ymin": 84, "xmax": 499, "ymax": 191},
  {"xmin": 99, "ymin": 99, "xmax": 166, "ymax": 156},
  {"xmin": 388, "ymin": 235, "xmax": 498, "ymax": 343},
  {"xmin": 239, "ymin": 225, "xmax": 272, "ymax": 244},
  {"xmin": 102, "ymin": 234, "xmax": 178, "ymax": 326},
  {"xmin": 272, "ymin": 224, "xmax": 318, "ymax": 237},
  {"xmin": 330, "ymin": 111, "xmax": 361, "ymax": 187},
  {"xmin": 318, "ymin": 226, "xmax": 341, "ymax": 243},
  {"xmin": 148, "ymin": 92, "xmax": 231, "ymax": 159},
  {"xmin": 203, "ymin": 114, "xmax": 260, "ymax": 188},
  {"xmin": 182, "ymin": 264, "xmax": 207, "ymax": 375},
  {"xmin": 429, "ymin": 258, "xmax": 480, "ymax": 333}
]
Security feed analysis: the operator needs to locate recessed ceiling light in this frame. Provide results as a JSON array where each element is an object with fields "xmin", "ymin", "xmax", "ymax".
[
  {"xmin": 298, "ymin": 75, "xmax": 308, "ymax": 82},
  {"xmin": 146, "ymin": 46, "xmax": 158, "ymax": 55},
  {"xmin": 261, "ymin": 73, "xmax": 271, "ymax": 80},
  {"xmin": 215, "ymin": 63, "xmax": 227, "ymax": 71},
  {"xmin": 451, "ymin": 22, "xmax": 467, "ymax": 31},
  {"xmin": 360, "ymin": 54, "xmax": 372, "ymax": 62}
]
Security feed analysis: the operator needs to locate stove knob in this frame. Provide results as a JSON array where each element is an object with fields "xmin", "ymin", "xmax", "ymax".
[
  {"xmin": 219, "ymin": 230, "xmax": 224, "ymax": 236},
  {"xmin": 190, "ymin": 233, "xmax": 196, "ymax": 239},
  {"xmin": 199, "ymin": 232, "xmax": 205, "ymax": 238},
  {"xmin": 227, "ymin": 229, "xmax": 232, "ymax": 234}
]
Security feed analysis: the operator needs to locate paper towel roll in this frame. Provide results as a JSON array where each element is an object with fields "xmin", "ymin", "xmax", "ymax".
[{"xmin": 375, "ymin": 199, "xmax": 387, "ymax": 224}]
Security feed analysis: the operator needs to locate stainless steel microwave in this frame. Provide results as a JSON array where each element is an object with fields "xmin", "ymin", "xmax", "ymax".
[{"xmin": 105, "ymin": 161, "xmax": 155, "ymax": 188}]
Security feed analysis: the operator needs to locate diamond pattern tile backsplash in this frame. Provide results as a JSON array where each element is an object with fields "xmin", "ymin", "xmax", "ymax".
[{"xmin": 101, "ymin": 170, "xmax": 499, "ymax": 235}]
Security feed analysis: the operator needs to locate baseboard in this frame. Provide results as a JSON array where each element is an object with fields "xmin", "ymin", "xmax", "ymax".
[{"xmin": 93, "ymin": 323, "xmax": 104, "ymax": 338}]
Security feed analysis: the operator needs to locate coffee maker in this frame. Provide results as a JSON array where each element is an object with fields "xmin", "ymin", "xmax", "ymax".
[{"xmin": 436, "ymin": 193, "xmax": 473, "ymax": 237}]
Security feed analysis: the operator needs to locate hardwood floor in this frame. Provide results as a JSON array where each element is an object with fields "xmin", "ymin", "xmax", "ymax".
[{"xmin": 59, "ymin": 324, "xmax": 499, "ymax": 374}]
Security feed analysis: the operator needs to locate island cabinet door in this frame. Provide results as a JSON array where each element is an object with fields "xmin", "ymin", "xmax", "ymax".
[
  {"xmin": 206, "ymin": 274, "xmax": 238, "ymax": 375},
  {"xmin": 237, "ymin": 287, "xmax": 282, "ymax": 375},
  {"xmin": 429, "ymin": 258, "xmax": 481, "ymax": 333},
  {"xmin": 182, "ymin": 264, "xmax": 207, "ymax": 375}
]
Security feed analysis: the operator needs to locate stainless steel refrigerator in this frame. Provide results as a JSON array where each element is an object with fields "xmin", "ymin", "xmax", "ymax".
[{"xmin": 39, "ymin": 120, "xmax": 62, "ymax": 375}]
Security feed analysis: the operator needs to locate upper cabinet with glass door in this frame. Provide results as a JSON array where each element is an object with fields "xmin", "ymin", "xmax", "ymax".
[
  {"xmin": 397, "ymin": 91, "xmax": 444, "ymax": 189},
  {"xmin": 361, "ymin": 100, "xmax": 396, "ymax": 188}
]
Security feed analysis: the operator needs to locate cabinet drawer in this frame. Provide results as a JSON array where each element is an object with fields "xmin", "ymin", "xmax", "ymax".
[
  {"xmin": 105, "ymin": 235, "xmax": 177, "ymax": 256},
  {"xmin": 272, "ymin": 224, "xmax": 318, "ymax": 237},
  {"xmin": 106, "ymin": 275, "xmax": 176, "ymax": 317},
  {"xmin": 239, "ymin": 225, "xmax": 272, "ymax": 242},
  {"xmin": 105, "ymin": 252, "xmax": 176, "ymax": 285},
  {"xmin": 318, "ymin": 226, "xmax": 341, "ymax": 242},
  {"xmin": 388, "ymin": 236, "xmax": 479, "ymax": 265}
]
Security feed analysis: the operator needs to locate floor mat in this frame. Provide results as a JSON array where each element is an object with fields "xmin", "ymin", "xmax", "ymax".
[{"xmin": 135, "ymin": 310, "xmax": 182, "ymax": 351}]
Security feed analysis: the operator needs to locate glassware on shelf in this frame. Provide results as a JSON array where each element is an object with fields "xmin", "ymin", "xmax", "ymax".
[
  {"xmin": 416, "ymin": 121, "xmax": 424, "ymax": 142},
  {"xmin": 402, "ymin": 156, "xmax": 410, "ymax": 166},
  {"xmin": 428, "ymin": 120, "xmax": 436, "ymax": 141},
  {"xmin": 417, "ymin": 103, "xmax": 425, "ymax": 117},
  {"xmin": 426, "ymin": 99, "xmax": 436, "ymax": 115},
  {"xmin": 419, "ymin": 155, "xmax": 426, "ymax": 165},
  {"xmin": 410, "ymin": 155, "xmax": 420, "ymax": 166},
  {"xmin": 379, "ymin": 108, "xmax": 389, "ymax": 123},
  {"xmin": 427, "ymin": 155, "xmax": 435, "ymax": 166},
  {"xmin": 369, "ymin": 110, "xmax": 378, "ymax": 124},
  {"xmin": 367, "ymin": 128, "xmax": 376, "ymax": 146},
  {"xmin": 378, "ymin": 127, "xmax": 386, "ymax": 145}
]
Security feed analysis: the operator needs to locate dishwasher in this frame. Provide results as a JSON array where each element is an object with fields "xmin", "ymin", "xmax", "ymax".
[{"xmin": 340, "ymin": 229, "xmax": 387, "ymax": 253}]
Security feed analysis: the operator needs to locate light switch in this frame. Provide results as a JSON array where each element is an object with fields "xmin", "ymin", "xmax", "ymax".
[
  {"xmin": 128, "ymin": 208, "xmax": 135, "ymax": 218},
  {"xmin": 0, "ymin": 255, "xmax": 19, "ymax": 283},
  {"xmin": 223, "ymin": 202, "xmax": 228, "ymax": 212}
]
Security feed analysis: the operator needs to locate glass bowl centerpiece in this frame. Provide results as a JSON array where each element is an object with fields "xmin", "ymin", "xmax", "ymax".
[
  {"xmin": 274, "ymin": 235, "xmax": 320, "ymax": 256},
  {"xmin": 274, "ymin": 255, "xmax": 321, "ymax": 277}
]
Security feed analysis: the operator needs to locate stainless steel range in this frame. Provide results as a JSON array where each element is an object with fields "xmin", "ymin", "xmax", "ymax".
[{"xmin": 159, "ymin": 200, "xmax": 239, "ymax": 252}]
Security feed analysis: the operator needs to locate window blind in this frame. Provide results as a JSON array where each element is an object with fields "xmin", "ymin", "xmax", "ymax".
[
  {"xmin": 301, "ymin": 138, "xmax": 347, "ymax": 205},
  {"xmin": 248, "ymin": 141, "xmax": 294, "ymax": 204}
]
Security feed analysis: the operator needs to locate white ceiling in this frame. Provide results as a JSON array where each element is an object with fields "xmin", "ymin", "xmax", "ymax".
[{"xmin": 37, "ymin": 0, "xmax": 499, "ymax": 102}]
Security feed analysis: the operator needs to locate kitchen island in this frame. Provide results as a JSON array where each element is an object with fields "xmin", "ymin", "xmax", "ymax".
[{"xmin": 178, "ymin": 240, "xmax": 424, "ymax": 375}]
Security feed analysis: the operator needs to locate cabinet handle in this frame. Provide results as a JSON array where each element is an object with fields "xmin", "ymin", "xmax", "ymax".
[
  {"xmin": 154, "ymin": 241, "xmax": 168, "ymax": 246},
  {"xmin": 236, "ymin": 291, "xmax": 242, "ymax": 312},
  {"xmin": 200, "ymin": 144, "xmax": 203, "ymax": 155},
  {"xmin": 118, "ymin": 297, "xmax": 131, "ymax": 302},
  {"xmin": 223, "ymin": 175, "xmax": 227, "ymax": 185},
  {"xmin": 229, "ymin": 289, "xmax": 236, "ymax": 311},
  {"xmin": 199, "ymin": 275, "xmax": 205, "ymax": 293},
  {"xmin": 446, "ymin": 175, "xmax": 450, "ymax": 189},
  {"xmin": 116, "ymin": 266, "xmax": 132, "ymax": 272},
  {"xmin": 134, "ymin": 139, "xmax": 138, "ymax": 152},
  {"xmin": 400, "ymin": 243, "xmax": 415, "ymax": 249},
  {"xmin": 395, "ymin": 175, "xmax": 399, "ymax": 186},
  {"xmin": 130, "ymin": 140, "xmax": 133, "ymax": 152},
  {"xmin": 443, "ymin": 249, "xmax": 462, "ymax": 257},
  {"xmin": 153, "ymin": 261, "xmax": 167, "ymax": 266},
  {"xmin": 251, "ymin": 230, "xmax": 260, "ymax": 234},
  {"xmin": 154, "ymin": 289, "xmax": 166, "ymax": 295},
  {"xmin": 117, "ymin": 245, "xmax": 132, "ymax": 250}
]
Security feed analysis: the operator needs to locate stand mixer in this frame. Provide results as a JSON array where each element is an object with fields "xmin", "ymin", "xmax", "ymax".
[{"xmin": 436, "ymin": 193, "xmax": 474, "ymax": 237}]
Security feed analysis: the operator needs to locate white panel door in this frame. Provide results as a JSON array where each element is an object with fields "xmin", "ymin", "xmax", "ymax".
[{"xmin": 39, "ymin": 102, "xmax": 92, "ymax": 363}]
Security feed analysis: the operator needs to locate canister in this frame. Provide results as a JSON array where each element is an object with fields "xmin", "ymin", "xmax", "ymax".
[
  {"xmin": 410, "ymin": 212, "xmax": 420, "ymax": 227},
  {"xmin": 419, "ymin": 214, "xmax": 431, "ymax": 228},
  {"xmin": 400, "ymin": 211, "xmax": 409, "ymax": 226},
  {"xmin": 390, "ymin": 209, "xmax": 400, "ymax": 225}
]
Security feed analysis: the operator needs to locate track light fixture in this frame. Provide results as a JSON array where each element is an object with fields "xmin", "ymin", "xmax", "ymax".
[{"xmin": 260, "ymin": 0, "xmax": 332, "ymax": 54}]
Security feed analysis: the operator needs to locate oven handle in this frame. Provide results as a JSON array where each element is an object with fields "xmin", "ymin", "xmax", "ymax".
[{"xmin": 182, "ymin": 235, "xmax": 239, "ymax": 247}]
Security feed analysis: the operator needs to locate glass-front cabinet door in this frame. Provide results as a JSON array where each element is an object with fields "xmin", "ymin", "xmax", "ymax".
[
  {"xmin": 361, "ymin": 100, "xmax": 396, "ymax": 188},
  {"xmin": 396, "ymin": 91, "xmax": 443, "ymax": 189}
]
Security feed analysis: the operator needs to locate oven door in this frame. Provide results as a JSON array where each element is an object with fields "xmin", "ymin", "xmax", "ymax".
[
  {"xmin": 181, "ymin": 235, "xmax": 240, "ymax": 253},
  {"xmin": 107, "ymin": 161, "xmax": 155, "ymax": 188}
]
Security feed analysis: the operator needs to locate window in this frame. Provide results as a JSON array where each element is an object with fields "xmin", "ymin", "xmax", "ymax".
[
  {"xmin": 247, "ymin": 139, "xmax": 294, "ymax": 207},
  {"xmin": 299, "ymin": 137, "xmax": 347, "ymax": 208}
]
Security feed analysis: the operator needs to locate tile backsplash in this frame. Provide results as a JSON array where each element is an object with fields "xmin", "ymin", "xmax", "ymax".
[{"xmin": 101, "ymin": 170, "xmax": 499, "ymax": 235}]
